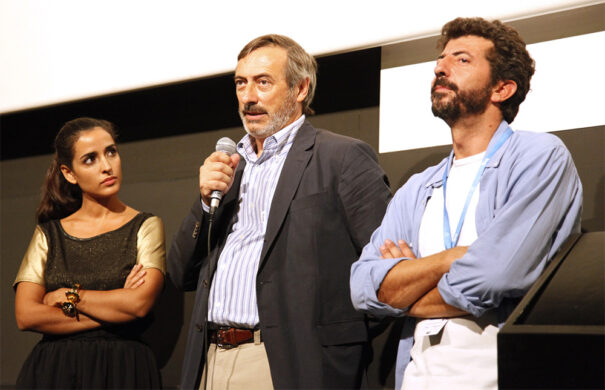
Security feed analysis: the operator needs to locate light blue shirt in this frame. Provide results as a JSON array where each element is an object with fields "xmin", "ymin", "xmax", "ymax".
[
  {"xmin": 208, "ymin": 115, "xmax": 305, "ymax": 327},
  {"xmin": 350, "ymin": 121, "xmax": 583, "ymax": 389}
]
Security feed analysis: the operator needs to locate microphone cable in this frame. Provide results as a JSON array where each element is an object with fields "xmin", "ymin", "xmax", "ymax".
[{"xmin": 202, "ymin": 209, "xmax": 215, "ymax": 390}]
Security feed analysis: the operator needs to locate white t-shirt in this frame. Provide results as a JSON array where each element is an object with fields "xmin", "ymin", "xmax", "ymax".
[{"xmin": 403, "ymin": 152, "xmax": 499, "ymax": 390}]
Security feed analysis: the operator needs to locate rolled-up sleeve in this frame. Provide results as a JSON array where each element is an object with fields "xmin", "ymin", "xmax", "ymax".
[
  {"xmin": 350, "ymin": 181, "xmax": 424, "ymax": 317},
  {"xmin": 438, "ymin": 137, "xmax": 582, "ymax": 317}
]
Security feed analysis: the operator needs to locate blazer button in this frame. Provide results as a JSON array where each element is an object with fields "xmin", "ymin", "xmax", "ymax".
[
  {"xmin": 192, "ymin": 222, "xmax": 201, "ymax": 239},
  {"xmin": 203, "ymin": 280, "xmax": 209, "ymax": 288},
  {"xmin": 196, "ymin": 323, "xmax": 203, "ymax": 332}
]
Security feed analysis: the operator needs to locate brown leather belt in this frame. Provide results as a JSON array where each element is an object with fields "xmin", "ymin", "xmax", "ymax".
[{"xmin": 208, "ymin": 326, "xmax": 259, "ymax": 349}]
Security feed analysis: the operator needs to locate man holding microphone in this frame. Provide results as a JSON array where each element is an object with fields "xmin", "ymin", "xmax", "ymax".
[{"xmin": 168, "ymin": 34, "xmax": 391, "ymax": 389}]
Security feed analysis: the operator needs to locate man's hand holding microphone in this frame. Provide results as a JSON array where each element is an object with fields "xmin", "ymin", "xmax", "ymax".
[{"xmin": 200, "ymin": 137, "xmax": 239, "ymax": 215}]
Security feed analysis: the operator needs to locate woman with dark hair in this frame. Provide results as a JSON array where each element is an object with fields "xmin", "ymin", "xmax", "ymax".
[{"xmin": 14, "ymin": 117, "xmax": 165, "ymax": 389}]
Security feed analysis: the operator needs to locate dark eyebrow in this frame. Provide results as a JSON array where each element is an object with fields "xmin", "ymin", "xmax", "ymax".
[
  {"xmin": 437, "ymin": 50, "xmax": 473, "ymax": 60},
  {"xmin": 79, "ymin": 151, "xmax": 97, "ymax": 162},
  {"xmin": 453, "ymin": 50, "xmax": 472, "ymax": 57},
  {"xmin": 236, "ymin": 73, "xmax": 273, "ymax": 79},
  {"xmin": 253, "ymin": 73, "xmax": 273, "ymax": 82}
]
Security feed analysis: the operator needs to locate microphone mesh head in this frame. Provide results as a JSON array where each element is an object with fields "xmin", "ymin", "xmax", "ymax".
[{"xmin": 215, "ymin": 137, "xmax": 237, "ymax": 156}]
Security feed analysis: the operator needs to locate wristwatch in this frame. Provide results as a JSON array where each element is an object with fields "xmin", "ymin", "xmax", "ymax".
[{"xmin": 61, "ymin": 283, "xmax": 81, "ymax": 319}]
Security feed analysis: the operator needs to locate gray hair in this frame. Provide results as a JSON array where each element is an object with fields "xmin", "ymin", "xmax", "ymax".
[{"xmin": 238, "ymin": 34, "xmax": 318, "ymax": 115}]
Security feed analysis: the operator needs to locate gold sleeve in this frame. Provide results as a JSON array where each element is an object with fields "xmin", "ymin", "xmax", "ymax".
[
  {"xmin": 136, "ymin": 216, "xmax": 166, "ymax": 275},
  {"xmin": 14, "ymin": 226, "xmax": 48, "ymax": 288}
]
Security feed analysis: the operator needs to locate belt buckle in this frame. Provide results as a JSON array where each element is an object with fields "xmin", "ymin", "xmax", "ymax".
[
  {"xmin": 217, "ymin": 341, "xmax": 235, "ymax": 350},
  {"xmin": 216, "ymin": 328, "xmax": 236, "ymax": 349}
]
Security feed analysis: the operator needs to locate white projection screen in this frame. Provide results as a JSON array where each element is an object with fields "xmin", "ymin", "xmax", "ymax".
[
  {"xmin": 0, "ymin": 0, "xmax": 601, "ymax": 114},
  {"xmin": 379, "ymin": 31, "xmax": 605, "ymax": 153}
]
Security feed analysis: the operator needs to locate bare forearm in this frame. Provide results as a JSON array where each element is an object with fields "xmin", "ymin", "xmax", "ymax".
[
  {"xmin": 16, "ymin": 282, "xmax": 102, "ymax": 334},
  {"xmin": 378, "ymin": 258, "xmax": 447, "ymax": 309},
  {"xmin": 378, "ymin": 246, "xmax": 467, "ymax": 309},
  {"xmin": 16, "ymin": 303, "xmax": 101, "ymax": 334},
  {"xmin": 408, "ymin": 287, "xmax": 468, "ymax": 318},
  {"xmin": 77, "ymin": 289, "xmax": 140, "ymax": 322},
  {"xmin": 76, "ymin": 270, "xmax": 164, "ymax": 322},
  {"xmin": 78, "ymin": 289, "xmax": 154, "ymax": 322}
]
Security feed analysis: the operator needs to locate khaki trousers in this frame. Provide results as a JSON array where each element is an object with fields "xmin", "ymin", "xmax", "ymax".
[{"xmin": 200, "ymin": 332, "xmax": 273, "ymax": 390}]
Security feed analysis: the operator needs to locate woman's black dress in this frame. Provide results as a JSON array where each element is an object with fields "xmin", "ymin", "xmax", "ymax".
[{"xmin": 16, "ymin": 213, "xmax": 162, "ymax": 389}]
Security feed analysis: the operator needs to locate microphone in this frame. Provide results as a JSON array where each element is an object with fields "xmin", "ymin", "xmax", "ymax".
[{"xmin": 209, "ymin": 137, "xmax": 237, "ymax": 215}]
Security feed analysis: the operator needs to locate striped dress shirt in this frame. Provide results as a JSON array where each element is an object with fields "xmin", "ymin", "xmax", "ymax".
[{"xmin": 207, "ymin": 115, "xmax": 305, "ymax": 327}]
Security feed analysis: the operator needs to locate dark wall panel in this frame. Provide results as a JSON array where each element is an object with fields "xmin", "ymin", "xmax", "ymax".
[{"xmin": 0, "ymin": 48, "xmax": 380, "ymax": 161}]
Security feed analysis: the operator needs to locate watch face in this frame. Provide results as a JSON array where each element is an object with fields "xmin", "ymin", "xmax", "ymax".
[{"xmin": 62, "ymin": 302, "xmax": 77, "ymax": 317}]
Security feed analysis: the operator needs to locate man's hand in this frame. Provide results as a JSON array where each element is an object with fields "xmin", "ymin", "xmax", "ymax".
[
  {"xmin": 380, "ymin": 239, "xmax": 416, "ymax": 259},
  {"xmin": 199, "ymin": 152, "xmax": 240, "ymax": 206}
]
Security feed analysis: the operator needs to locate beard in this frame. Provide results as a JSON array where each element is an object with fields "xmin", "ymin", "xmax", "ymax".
[
  {"xmin": 431, "ymin": 77, "xmax": 493, "ymax": 124},
  {"xmin": 239, "ymin": 89, "xmax": 298, "ymax": 139}
]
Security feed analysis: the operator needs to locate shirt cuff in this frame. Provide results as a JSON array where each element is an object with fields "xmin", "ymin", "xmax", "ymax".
[
  {"xmin": 351, "ymin": 257, "xmax": 407, "ymax": 317},
  {"xmin": 437, "ymin": 275, "xmax": 484, "ymax": 317},
  {"xmin": 201, "ymin": 197, "xmax": 210, "ymax": 213}
]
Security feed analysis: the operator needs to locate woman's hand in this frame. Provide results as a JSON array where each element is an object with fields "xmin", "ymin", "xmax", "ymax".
[
  {"xmin": 42, "ymin": 287, "xmax": 70, "ymax": 307},
  {"xmin": 124, "ymin": 264, "xmax": 147, "ymax": 289}
]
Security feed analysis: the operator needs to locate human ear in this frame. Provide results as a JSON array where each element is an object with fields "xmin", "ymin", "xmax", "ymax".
[
  {"xmin": 60, "ymin": 165, "xmax": 77, "ymax": 185},
  {"xmin": 296, "ymin": 77, "xmax": 310, "ymax": 103},
  {"xmin": 491, "ymin": 80, "xmax": 517, "ymax": 103}
]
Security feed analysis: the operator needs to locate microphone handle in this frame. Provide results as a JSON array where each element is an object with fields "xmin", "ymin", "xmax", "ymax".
[
  {"xmin": 210, "ymin": 190, "xmax": 222, "ymax": 206},
  {"xmin": 209, "ymin": 137, "xmax": 236, "ymax": 215}
]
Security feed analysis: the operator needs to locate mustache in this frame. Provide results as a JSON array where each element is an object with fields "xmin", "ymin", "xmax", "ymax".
[
  {"xmin": 241, "ymin": 103, "xmax": 267, "ymax": 115},
  {"xmin": 431, "ymin": 78, "xmax": 458, "ymax": 94}
]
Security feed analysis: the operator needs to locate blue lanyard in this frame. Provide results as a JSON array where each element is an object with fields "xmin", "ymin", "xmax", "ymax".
[{"xmin": 442, "ymin": 128, "xmax": 513, "ymax": 249}]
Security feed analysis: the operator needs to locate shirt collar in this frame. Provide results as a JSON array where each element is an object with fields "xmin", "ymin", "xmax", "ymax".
[
  {"xmin": 483, "ymin": 120, "xmax": 512, "ymax": 168},
  {"xmin": 237, "ymin": 115, "xmax": 306, "ymax": 164},
  {"xmin": 424, "ymin": 120, "xmax": 513, "ymax": 188}
]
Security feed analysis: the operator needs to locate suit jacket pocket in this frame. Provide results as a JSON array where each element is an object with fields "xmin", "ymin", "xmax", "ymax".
[
  {"xmin": 290, "ymin": 191, "xmax": 330, "ymax": 212},
  {"xmin": 317, "ymin": 320, "xmax": 367, "ymax": 346}
]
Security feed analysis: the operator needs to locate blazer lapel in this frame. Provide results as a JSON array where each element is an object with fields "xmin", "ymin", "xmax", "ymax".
[{"xmin": 259, "ymin": 121, "xmax": 316, "ymax": 264}]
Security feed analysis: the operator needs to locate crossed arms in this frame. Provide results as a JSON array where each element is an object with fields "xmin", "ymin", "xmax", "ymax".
[
  {"xmin": 351, "ymin": 135, "xmax": 582, "ymax": 320},
  {"xmin": 377, "ymin": 239, "xmax": 468, "ymax": 318},
  {"xmin": 15, "ymin": 264, "xmax": 163, "ymax": 334}
]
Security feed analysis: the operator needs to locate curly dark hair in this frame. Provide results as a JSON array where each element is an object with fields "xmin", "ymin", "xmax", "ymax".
[{"xmin": 437, "ymin": 17, "xmax": 535, "ymax": 123}]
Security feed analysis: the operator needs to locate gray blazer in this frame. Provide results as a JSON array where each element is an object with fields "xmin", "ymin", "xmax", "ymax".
[{"xmin": 168, "ymin": 120, "xmax": 392, "ymax": 389}]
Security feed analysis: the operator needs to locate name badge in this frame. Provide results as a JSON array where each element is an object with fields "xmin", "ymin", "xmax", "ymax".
[{"xmin": 417, "ymin": 318, "xmax": 448, "ymax": 336}]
